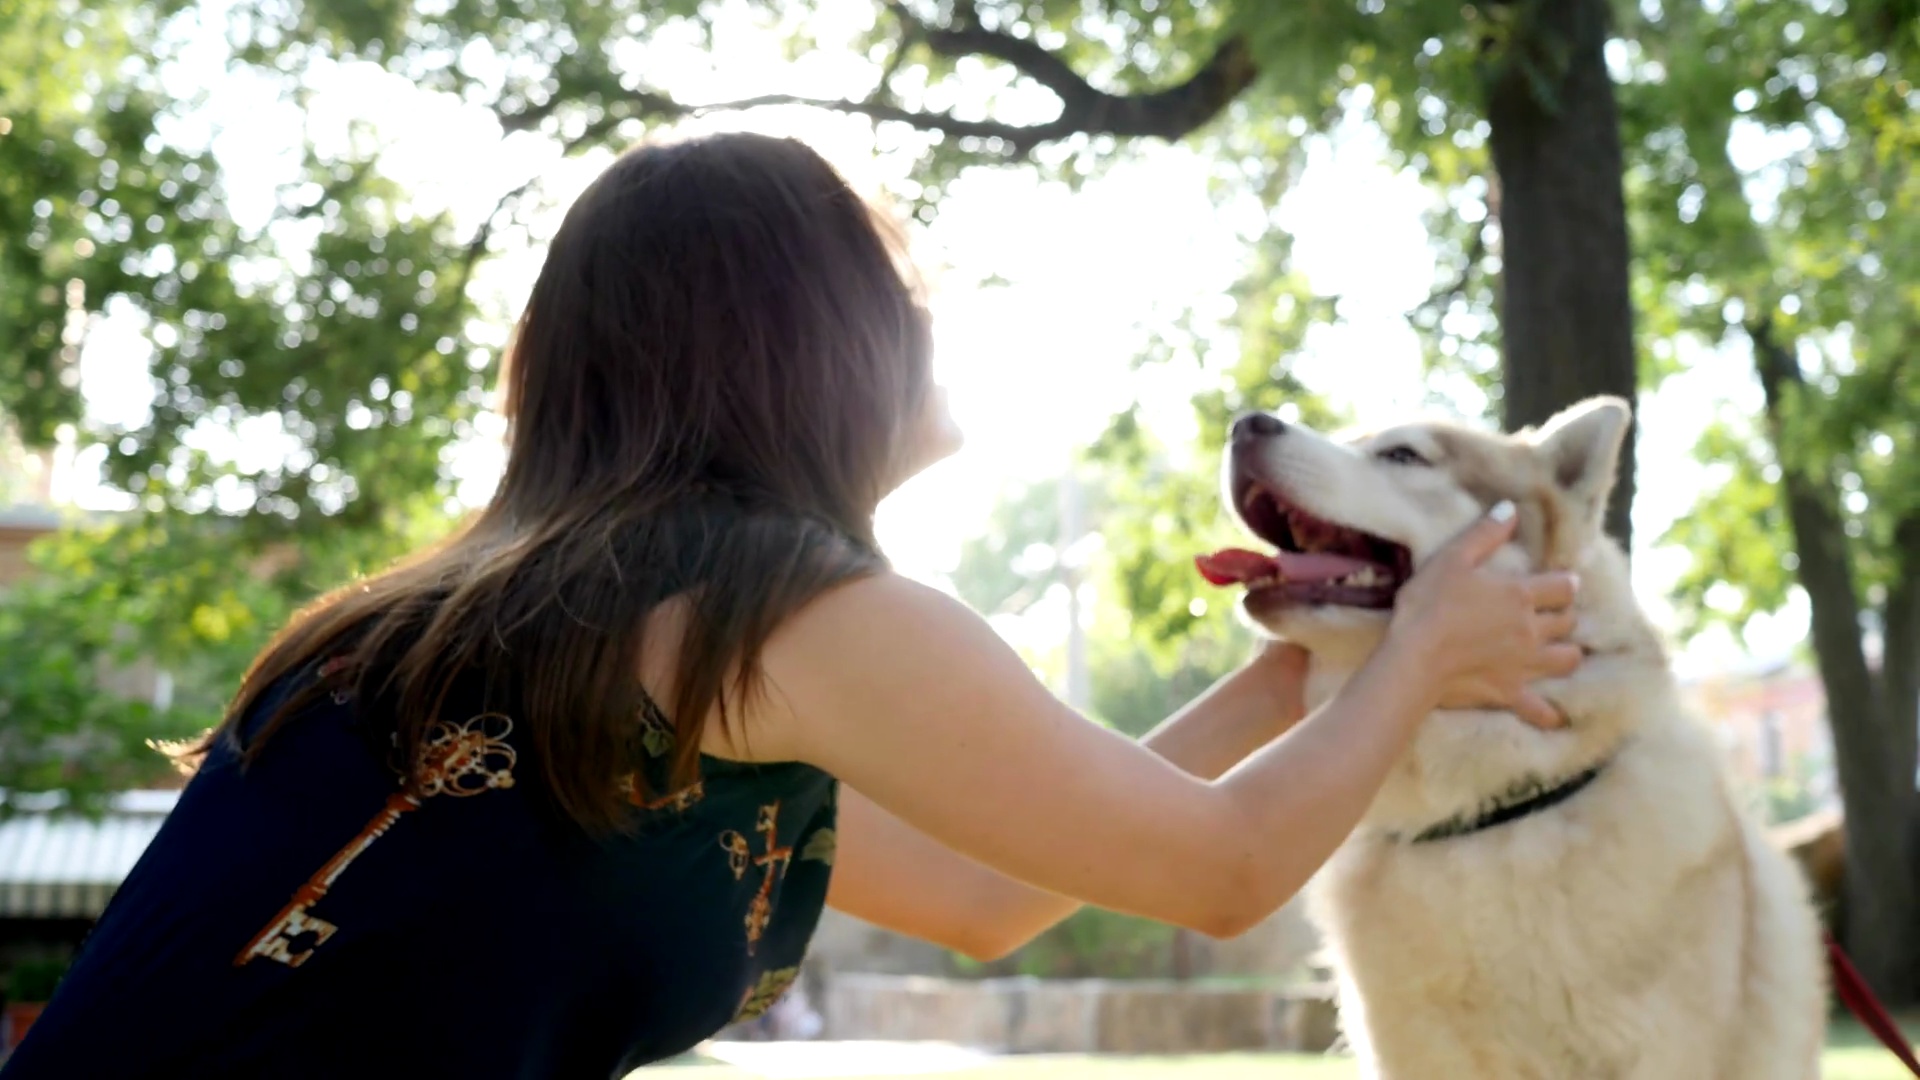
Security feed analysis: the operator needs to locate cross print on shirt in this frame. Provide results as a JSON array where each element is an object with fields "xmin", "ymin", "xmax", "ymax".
[{"xmin": 718, "ymin": 801, "xmax": 792, "ymax": 954}]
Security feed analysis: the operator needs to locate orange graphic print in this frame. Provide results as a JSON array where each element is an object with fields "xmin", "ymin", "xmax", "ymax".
[
  {"xmin": 234, "ymin": 712, "xmax": 517, "ymax": 969},
  {"xmin": 631, "ymin": 779, "xmax": 705, "ymax": 813},
  {"xmin": 718, "ymin": 801, "xmax": 791, "ymax": 954}
]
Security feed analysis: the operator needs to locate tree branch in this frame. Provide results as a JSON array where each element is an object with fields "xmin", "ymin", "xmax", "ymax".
[
  {"xmin": 915, "ymin": 20, "xmax": 1122, "ymax": 110},
  {"xmin": 499, "ymin": 89, "xmax": 688, "ymax": 137},
  {"xmin": 498, "ymin": 99, "xmax": 561, "ymax": 136},
  {"xmin": 690, "ymin": 26, "xmax": 1257, "ymax": 158},
  {"xmin": 690, "ymin": 93, "xmax": 1070, "ymax": 156},
  {"xmin": 869, "ymin": 21, "xmax": 919, "ymax": 106},
  {"xmin": 459, "ymin": 113, "xmax": 641, "ymax": 288},
  {"xmin": 497, "ymin": 13, "xmax": 1252, "ymax": 166}
]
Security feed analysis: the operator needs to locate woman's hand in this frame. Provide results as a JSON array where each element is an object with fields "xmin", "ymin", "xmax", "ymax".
[{"xmin": 1384, "ymin": 501, "xmax": 1583, "ymax": 730}]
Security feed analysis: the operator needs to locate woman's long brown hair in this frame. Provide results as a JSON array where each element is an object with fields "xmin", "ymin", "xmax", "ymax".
[{"xmin": 195, "ymin": 133, "xmax": 933, "ymax": 831}]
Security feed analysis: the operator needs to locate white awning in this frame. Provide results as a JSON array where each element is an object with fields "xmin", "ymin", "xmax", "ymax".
[{"xmin": 0, "ymin": 790, "xmax": 178, "ymax": 918}]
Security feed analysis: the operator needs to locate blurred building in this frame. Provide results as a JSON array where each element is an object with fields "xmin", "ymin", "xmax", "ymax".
[
  {"xmin": 0, "ymin": 506, "xmax": 58, "ymax": 591},
  {"xmin": 1680, "ymin": 657, "xmax": 1839, "ymax": 820}
]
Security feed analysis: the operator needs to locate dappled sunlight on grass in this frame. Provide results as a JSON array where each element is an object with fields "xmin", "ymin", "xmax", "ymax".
[
  {"xmin": 641, "ymin": 1051, "xmax": 1354, "ymax": 1079},
  {"xmin": 639, "ymin": 1017, "xmax": 1920, "ymax": 1079},
  {"xmin": 1820, "ymin": 1014, "xmax": 1920, "ymax": 1080}
]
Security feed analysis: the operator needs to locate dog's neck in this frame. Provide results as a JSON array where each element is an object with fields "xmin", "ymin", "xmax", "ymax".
[
  {"xmin": 1292, "ymin": 540, "xmax": 1666, "ymax": 837},
  {"xmin": 1386, "ymin": 755, "xmax": 1615, "ymax": 844}
]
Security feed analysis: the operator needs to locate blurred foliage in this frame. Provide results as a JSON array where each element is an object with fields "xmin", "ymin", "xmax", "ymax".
[
  {"xmin": 1761, "ymin": 753, "xmax": 1833, "ymax": 828},
  {"xmin": 1622, "ymin": 0, "xmax": 1920, "ymax": 647},
  {"xmin": 957, "ymin": 904, "xmax": 1181, "ymax": 980},
  {"xmin": 0, "ymin": 573, "xmax": 171, "ymax": 811},
  {"xmin": 947, "ymin": 466, "xmax": 1239, "ymax": 978},
  {"xmin": 948, "ymin": 463, "xmax": 1250, "ymax": 733},
  {"xmin": 1628, "ymin": 2, "xmax": 1920, "ymax": 988},
  {"xmin": 950, "ymin": 474, "xmax": 1093, "ymax": 621},
  {"xmin": 1087, "ymin": 226, "xmax": 1348, "ymax": 655},
  {"xmin": 0, "ymin": 0, "xmax": 495, "ymax": 797},
  {"xmin": 1, "ymin": 0, "xmax": 1916, "ymax": 851},
  {"xmin": 5, "ymin": 955, "xmax": 71, "ymax": 1002}
]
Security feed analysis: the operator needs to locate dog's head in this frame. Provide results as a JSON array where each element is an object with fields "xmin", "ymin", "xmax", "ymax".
[
  {"xmin": 1202, "ymin": 395, "xmax": 1669, "ymax": 829},
  {"xmin": 1201, "ymin": 396, "xmax": 1632, "ymax": 656}
]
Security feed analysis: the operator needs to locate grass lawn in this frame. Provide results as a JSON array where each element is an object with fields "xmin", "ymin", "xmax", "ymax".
[
  {"xmin": 645, "ymin": 1016, "xmax": 1920, "ymax": 1079},
  {"xmin": 1824, "ymin": 1017, "xmax": 1920, "ymax": 1080}
]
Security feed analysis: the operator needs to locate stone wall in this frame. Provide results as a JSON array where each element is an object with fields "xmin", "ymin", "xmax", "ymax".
[{"xmin": 816, "ymin": 973, "xmax": 1340, "ymax": 1054}]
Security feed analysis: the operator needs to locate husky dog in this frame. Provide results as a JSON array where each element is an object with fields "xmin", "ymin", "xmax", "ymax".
[{"xmin": 1199, "ymin": 397, "xmax": 1824, "ymax": 1079}]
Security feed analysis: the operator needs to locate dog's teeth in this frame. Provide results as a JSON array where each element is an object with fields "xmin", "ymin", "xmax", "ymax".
[{"xmin": 1337, "ymin": 567, "xmax": 1388, "ymax": 589}]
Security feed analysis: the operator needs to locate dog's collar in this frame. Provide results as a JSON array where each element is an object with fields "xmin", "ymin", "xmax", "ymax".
[{"xmin": 1397, "ymin": 760, "xmax": 1611, "ymax": 845}]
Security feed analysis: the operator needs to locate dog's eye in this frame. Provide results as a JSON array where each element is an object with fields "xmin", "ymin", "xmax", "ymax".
[{"xmin": 1376, "ymin": 445, "xmax": 1430, "ymax": 466}]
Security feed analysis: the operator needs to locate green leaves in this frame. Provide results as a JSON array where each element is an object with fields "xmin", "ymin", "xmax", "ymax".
[
  {"xmin": 1619, "ymin": 0, "xmax": 1920, "ymax": 644},
  {"xmin": 1662, "ymin": 417, "xmax": 1797, "ymax": 637},
  {"xmin": 0, "ymin": 551, "xmax": 207, "ymax": 813},
  {"xmin": 3, "ymin": 0, "xmax": 1913, "ymax": 810},
  {"xmin": 1086, "ymin": 217, "xmax": 1343, "ymax": 660}
]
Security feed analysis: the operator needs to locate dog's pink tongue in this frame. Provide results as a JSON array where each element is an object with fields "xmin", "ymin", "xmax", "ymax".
[
  {"xmin": 1195, "ymin": 548, "xmax": 1378, "ymax": 587},
  {"xmin": 1195, "ymin": 548, "xmax": 1277, "ymax": 586}
]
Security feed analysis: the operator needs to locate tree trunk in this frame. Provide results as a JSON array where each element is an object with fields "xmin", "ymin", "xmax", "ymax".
[
  {"xmin": 1883, "ymin": 513, "xmax": 1920, "ymax": 986},
  {"xmin": 1753, "ymin": 321, "xmax": 1920, "ymax": 1003},
  {"xmin": 1485, "ymin": 0, "xmax": 1639, "ymax": 551},
  {"xmin": 1881, "ymin": 514, "xmax": 1920, "ymax": 791}
]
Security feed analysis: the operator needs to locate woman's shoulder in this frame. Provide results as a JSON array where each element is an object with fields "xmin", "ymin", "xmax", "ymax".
[
  {"xmin": 689, "ymin": 571, "xmax": 1000, "ymax": 763},
  {"xmin": 765, "ymin": 571, "xmax": 996, "ymax": 672}
]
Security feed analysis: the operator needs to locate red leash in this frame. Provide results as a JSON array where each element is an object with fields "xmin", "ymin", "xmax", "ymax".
[{"xmin": 1827, "ymin": 931, "xmax": 1920, "ymax": 1076}]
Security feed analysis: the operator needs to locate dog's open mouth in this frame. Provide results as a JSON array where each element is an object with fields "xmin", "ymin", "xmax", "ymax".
[{"xmin": 1197, "ymin": 481, "xmax": 1414, "ymax": 610}]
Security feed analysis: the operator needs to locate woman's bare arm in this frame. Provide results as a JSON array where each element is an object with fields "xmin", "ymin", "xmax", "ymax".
[
  {"xmin": 751, "ymin": 509, "xmax": 1579, "ymax": 937},
  {"xmin": 827, "ymin": 648, "xmax": 1307, "ymax": 959}
]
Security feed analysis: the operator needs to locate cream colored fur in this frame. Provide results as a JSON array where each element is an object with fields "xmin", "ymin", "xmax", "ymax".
[{"xmin": 1225, "ymin": 397, "xmax": 1825, "ymax": 1079}]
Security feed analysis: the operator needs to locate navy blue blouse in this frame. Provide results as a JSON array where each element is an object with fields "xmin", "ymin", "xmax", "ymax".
[{"xmin": 4, "ymin": 659, "xmax": 838, "ymax": 1079}]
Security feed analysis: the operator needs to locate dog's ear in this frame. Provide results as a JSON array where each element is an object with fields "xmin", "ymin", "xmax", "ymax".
[{"xmin": 1531, "ymin": 396, "xmax": 1631, "ymax": 525}]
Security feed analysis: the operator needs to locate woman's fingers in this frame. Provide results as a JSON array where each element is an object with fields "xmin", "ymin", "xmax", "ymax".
[
  {"xmin": 1537, "ymin": 642, "xmax": 1584, "ymax": 679},
  {"xmin": 1510, "ymin": 689, "xmax": 1569, "ymax": 731},
  {"xmin": 1524, "ymin": 571, "xmax": 1579, "ymax": 611},
  {"xmin": 1441, "ymin": 500, "xmax": 1522, "ymax": 570},
  {"xmin": 1536, "ymin": 607, "xmax": 1579, "ymax": 643}
]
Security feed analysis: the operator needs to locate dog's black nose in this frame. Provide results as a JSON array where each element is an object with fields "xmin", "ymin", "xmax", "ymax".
[{"xmin": 1231, "ymin": 412, "xmax": 1286, "ymax": 443}]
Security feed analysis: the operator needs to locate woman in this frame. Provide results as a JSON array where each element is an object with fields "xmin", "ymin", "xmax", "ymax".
[{"xmin": 5, "ymin": 134, "xmax": 1578, "ymax": 1079}]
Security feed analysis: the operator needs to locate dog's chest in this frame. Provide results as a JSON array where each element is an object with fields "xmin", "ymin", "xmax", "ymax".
[
  {"xmin": 1313, "ymin": 844, "xmax": 1645, "ymax": 1077},
  {"xmin": 1308, "ymin": 774, "xmax": 1754, "ymax": 1080}
]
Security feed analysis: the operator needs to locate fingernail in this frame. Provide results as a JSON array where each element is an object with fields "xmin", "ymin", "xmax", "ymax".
[
  {"xmin": 1488, "ymin": 500, "xmax": 1516, "ymax": 523},
  {"xmin": 1568, "ymin": 572, "xmax": 1581, "ymax": 592}
]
